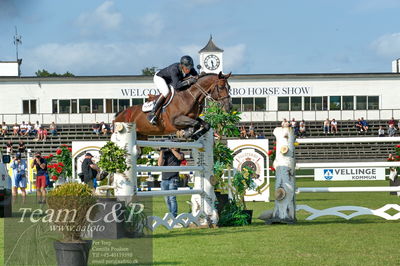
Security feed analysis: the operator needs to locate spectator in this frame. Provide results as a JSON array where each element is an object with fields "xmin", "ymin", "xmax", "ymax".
[
  {"xmin": 240, "ymin": 125, "xmax": 248, "ymax": 139},
  {"xmin": 31, "ymin": 151, "xmax": 48, "ymax": 204},
  {"xmin": 110, "ymin": 120, "xmax": 115, "ymax": 134},
  {"xmin": 92, "ymin": 122, "xmax": 100, "ymax": 135},
  {"xmin": 12, "ymin": 123, "xmax": 20, "ymax": 136},
  {"xmin": 101, "ymin": 122, "xmax": 109, "ymax": 135},
  {"xmin": 256, "ymin": 133, "xmax": 266, "ymax": 139},
  {"xmin": 10, "ymin": 153, "xmax": 28, "ymax": 200},
  {"xmin": 81, "ymin": 153, "xmax": 99, "ymax": 189},
  {"xmin": 378, "ymin": 126, "xmax": 385, "ymax": 137},
  {"xmin": 355, "ymin": 118, "xmax": 363, "ymax": 133},
  {"xmin": 17, "ymin": 141, "xmax": 26, "ymax": 155},
  {"xmin": 290, "ymin": 118, "xmax": 299, "ymax": 136},
  {"xmin": 20, "ymin": 121, "xmax": 27, "ymax": 136},
  {"xmin": 388, "ymin": 117, "xmax": 396, "ymax": 127},
  {"xmin": 6, "ymin": 140, "xmax": 13, "ymax": 154},
  {"xmin": 49, "ymin": 122, "xmax": 57, "ymax": 136},
  {"xmin": 323, "ymin": 118, "xmax": 330, "ymax": 134},
  {"xmin": 281, "ymin": 118, "xmax": 290, "ymax": 127},
  {"xmin": 248, "ymin": 123, "xmax": 255, "ymax": 138},
  {"xmin": 388, "ymin": 124, "xmax": 397, "ymax": 137},
  {"xmin": 299, "ymin": 120, "xmax": 306, "ymax": 138},
  {"xmin": 331, "ymin": 118, "xmax": 338, "ymax": 134},
  {"xmin": 26, "ymin": 122, "xmax": 34, "ymax": 136},
  {"xmin": 36, "ymin": 126, "xmax": 48, "ymax": 141},
  {"xmin": 360, "ymin": 117, "xmax": 369, "ymax": 133},
  {"xmin": 34, "ymin": 121, "xmax": 41, "ymax": 134},
  {"xmin": 1, "ymin": 122, "xmax": 8, "ymax": 136},
  {"xmin": 158, "ymin": 147, "xmax": 184, "ymax": 218}
]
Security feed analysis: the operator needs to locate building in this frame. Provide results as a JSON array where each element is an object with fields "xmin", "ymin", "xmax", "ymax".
[{"xmin": 0, "ymin": 37, "xmax": 399, "ymax": 124}]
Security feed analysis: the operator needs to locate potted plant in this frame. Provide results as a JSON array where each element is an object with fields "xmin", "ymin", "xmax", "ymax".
[
  {"xmin": 219, "ymin": 166, "xmax": 258, "ymax": 226},
  {"xmin": 47, "ymin": 182, "xmax": 98, "ymax": 266}
]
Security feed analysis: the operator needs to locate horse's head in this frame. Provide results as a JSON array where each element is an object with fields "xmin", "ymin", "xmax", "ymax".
[{"xmin": 210, "ymin": 72, "xmax": 232, "ymax": 112}]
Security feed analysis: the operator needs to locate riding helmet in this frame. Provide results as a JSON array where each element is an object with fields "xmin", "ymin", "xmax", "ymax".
[{"xmin": 180, "ymin": 55, "xmax": 194, "ymax": 69}]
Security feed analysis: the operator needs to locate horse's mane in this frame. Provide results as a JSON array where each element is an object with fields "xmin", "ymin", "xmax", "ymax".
[{"xmin": 198, "ymin": 72, "xmax": 217, "ymax": 79}]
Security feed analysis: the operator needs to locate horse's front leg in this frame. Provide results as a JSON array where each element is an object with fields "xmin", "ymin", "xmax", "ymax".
[{"xmin": 173, "ymin": 116, "xmax": 209, "ymax": 140}]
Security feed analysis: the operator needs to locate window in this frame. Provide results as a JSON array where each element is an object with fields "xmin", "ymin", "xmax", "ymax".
[
  {"xmin": 59, "ymin": 100, "xmax": 71, "ymax": 114},
  {"xmin": 343, "ymin": 96, "xmax": 354, "ymax": 110},
  {"xmin": 52, "ymin": 100, "xmax": 58, "ymax": 114},
  {"xmin": 356, "ymin": 96, "xmax": 367, "ymax": 110},
  {"xmin": 71, "ymin": 99, "xmax": 78, "ymax": 113},
  {"xmin": 311, "ymin": 97, "xmax": 322, "ymax": 110},
  {"xmin": 79, "ymin": 99, "xmax": 91, "ymax": 113},
  {"xmin": 106, "ymin": 99, "xmax": 113, "ymax": 113},
  {"xmin": 118, "ymin": 99, "xmax": 130, "ymax": 112},
  {"xmin": 92, "ymin": 99, "xmax": 104, "ymax": 113},
  {"xmin": 304, "ymin": 97, "xmax": 311, "ymax": 110},
  {"xmin": 113, "ymin": 99, "xmax": 118, "ymax": 112},
  {"xmin": 290, "ymin": 97, "xmax": 302, "ymax": 111},
  {"xmin": 323, "ymin": 96, "xmax": 328, "ymax": 110},
  {"xmin": 254, "ymin": 98, "xmax": 266, "ymax": 111},
  {"xmin": 132, "ymin": 98, "xmax": 144, "ymax": 106},
  {"xmin": 22, "ymin": 100, "xmax": 29, "ymax": 114},
  {"xmin": 22, "ymin": 100, "xmax": 37, "ymax": 114},
  {"xmin": 242, "ymin": 98, "xmax": 253, "ymax": 111},
  {"xmin": 232, "ymin": 98, "xmax": 241, "ymax": 111},
  {"xmin": 329, "ymin": 96, "xmax": 341, "ymax": 110},
  {"xmin": 278, "ymin": 97, "xmax": 289, "ymax": 111},
  {"xmin": 368, "ymin": 96, "xmax": 379, "ymax": 110}
]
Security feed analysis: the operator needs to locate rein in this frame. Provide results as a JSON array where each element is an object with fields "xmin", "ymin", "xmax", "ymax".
[{"xmin": 188, "ymin": 80, "xmax": 229, "ymax": 102}]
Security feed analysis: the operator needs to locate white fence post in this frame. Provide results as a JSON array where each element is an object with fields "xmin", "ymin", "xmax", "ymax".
[
  {"xmin": 111, "ymin": 122, "xmax": 137, "ymax": 197},
  {"xmin": 268, "ymin": 126, "xmax": 296, "ymax": 224},
  {"xmin": 191, "ymin": 129, "xmax": 218, "ymax": 226}
]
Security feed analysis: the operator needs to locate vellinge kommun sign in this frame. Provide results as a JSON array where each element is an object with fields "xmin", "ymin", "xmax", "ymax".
[{"xmin": 315, "ymin": 168, "xmax": 385, "ymax": 181}]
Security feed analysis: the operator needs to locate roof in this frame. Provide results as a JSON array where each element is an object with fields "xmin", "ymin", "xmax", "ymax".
[{"xmin": 198, "ymin": 36, "xmax": 224, "ymax": 53}]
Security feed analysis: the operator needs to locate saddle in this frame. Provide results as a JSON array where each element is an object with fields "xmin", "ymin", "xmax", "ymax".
[{"xmin": 142, "ymin": 87, "xmax": 175, "ymax": 113}]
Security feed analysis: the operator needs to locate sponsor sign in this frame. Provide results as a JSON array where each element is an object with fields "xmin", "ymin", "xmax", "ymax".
[{"xmin": 315, "ymin": 168, "xmax": 385, "ymax": 181}]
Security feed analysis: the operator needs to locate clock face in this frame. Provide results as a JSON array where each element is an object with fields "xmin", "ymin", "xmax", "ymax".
[{"xmin": 204, "ymin": 54, "xmax": 220, "ymax": 70}]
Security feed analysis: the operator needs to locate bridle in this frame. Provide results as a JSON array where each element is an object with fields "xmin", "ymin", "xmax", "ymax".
[{"xmin": 189, "ymin": 79, "xmax": 230, "ymax": 103}]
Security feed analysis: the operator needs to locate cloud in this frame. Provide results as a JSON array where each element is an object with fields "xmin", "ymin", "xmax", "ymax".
[
  {"xmin": 0, "ymin": 0, "xmax": 31, "ymax": 20},
  {"xmin": 76, "ymin": 1, "xmax": 122, "ymax": 35},
  {"xmin": 371, "ymin": 33, "xmax": 400, "ymax": 58},
  {"xmin": 224, "ymin": 44, "xmax": 246, "ymax": 72},
  {"xmin": 139, "ymin": 13, "xmax": 165, "ymax": 38},
  {"xmin": 354, "ymin": 0, "xmax": 400, "ymax": 12},
  {"xmin": 22, "ymin": 41, "xmax": 177, "ymax": 76}
]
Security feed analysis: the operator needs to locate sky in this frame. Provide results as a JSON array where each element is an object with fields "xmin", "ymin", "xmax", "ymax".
[{"xmin": 1, "ymin": 0, "xmax": 400, "ymax": 76}]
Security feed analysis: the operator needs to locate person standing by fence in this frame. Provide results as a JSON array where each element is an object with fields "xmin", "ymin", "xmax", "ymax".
[
  {"xmin": 158, "ymin": 147, "xmax": 184, "ymax": 218},
  {"xmin": 31, "ymin": 152, "xmax": 48, "ymax": 204}
]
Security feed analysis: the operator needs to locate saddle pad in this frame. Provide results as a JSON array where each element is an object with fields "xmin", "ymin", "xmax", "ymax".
[{"xmin": 142, "ymin": 101, "xmax": 154, "ymax": 113}]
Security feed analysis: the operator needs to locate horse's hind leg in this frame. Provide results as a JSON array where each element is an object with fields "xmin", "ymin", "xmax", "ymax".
[
  {"xmin": 191, "ymin": 118, "xmax": 210, "ymax": 140},
  {"xmin": 173, "ymin": 115, "xmax": 201, "ymax": 138}
]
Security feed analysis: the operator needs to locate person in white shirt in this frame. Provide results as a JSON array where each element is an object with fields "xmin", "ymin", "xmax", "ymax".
[
  {"xmin": 378, "ymin": 126, "xmax": 385, "ymax": 137},
  {"xmin": 12, "ymin": 123, "xmax": 20, "ymax": 136},
  {"xmin": 330, "ymin": 118, "xmax": 338, "ymax": 134},
  {"xmin": 20, "ymin": 121, "xmax": 27, "ymax": 136},
  {"xmin": 1, "ymin": 122, "xmax": 7, "ymax": 136}
]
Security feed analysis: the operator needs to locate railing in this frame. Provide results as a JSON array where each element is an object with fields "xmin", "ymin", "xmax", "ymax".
[{"xmin": 2, "ymin": 108, "xmax": 400, "ymax": 124}]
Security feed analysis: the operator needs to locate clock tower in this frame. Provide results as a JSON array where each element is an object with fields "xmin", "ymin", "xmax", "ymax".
[{"xmin": 199, "ymin": 36, "xmax": 224, "ymax": 74}]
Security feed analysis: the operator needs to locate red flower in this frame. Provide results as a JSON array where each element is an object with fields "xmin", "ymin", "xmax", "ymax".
[
  {"xmin": 269, "ymin": 166, "xmax": 276, "ymax": 171},
  {"xmin": 56, "ymin": 166, "xmax": 63, "ymax": 174},
  {"xmin": 47, "ymin": 165, "xmax": 53, "ymax": 169},
  {"xmin": 51, "ymin": 175, "xmax": 58, "ymax": 181},
  {"xmin": 58, "ymin": 162, "xmax": 64, "ymax": 167},
  {"xmin": 67, "ymin": 147, "xmax": 72, "ymax": 152},
  {"xmin": 61, "ymin": 144, "xmax": 68, "ymax": 147},
  {"xmin": 49, "ymin": 154, "xmax": 54, "ymax": 157},
  {"xmin": 396, "ymin": 145, "xmax": 400, "ymax": 148},
  {"xmin": 56, "ymin": 149, "xmax": 62, "ymax": 155},
  {"xmin": 267, "ymin": 150, "xmax": 273, "ymax": 156},
  {"xmin": 273, "ymin": 146, "xmax": 276, "ymax": 151}
]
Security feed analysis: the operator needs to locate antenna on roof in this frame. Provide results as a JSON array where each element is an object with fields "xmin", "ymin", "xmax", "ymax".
[{"xmin": 13, "ymin": 26, "xmax": 22, "ymax": 61}]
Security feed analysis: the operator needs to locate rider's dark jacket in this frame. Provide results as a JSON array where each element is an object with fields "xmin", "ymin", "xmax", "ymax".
[{"xmin": 156, "ymin": 63, "xmax": 198, "ymax": 90}]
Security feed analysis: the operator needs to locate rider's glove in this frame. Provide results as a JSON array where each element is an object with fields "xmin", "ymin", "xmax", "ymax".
[{"xmin": 187, "ymin": 77, "xmax": 197, "ymax": 85}]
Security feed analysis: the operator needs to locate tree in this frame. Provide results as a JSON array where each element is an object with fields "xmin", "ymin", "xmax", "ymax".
[
  {"xmin": 141, "ymin": 67, "xmax": 157, "ymax": 76},
  {"xmin": 35, "ymin": 69, "xmax": 75, "ymax": 77}
]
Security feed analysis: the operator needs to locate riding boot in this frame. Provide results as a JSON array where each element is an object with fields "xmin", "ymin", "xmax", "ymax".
[{"xmin": 148, "ymin": 95, "xmax": 165, "ymax": 125}]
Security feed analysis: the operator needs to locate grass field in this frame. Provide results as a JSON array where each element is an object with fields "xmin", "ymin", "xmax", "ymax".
[{"xmin": 1, "ymin": 179, "xmax": 400, "ymax": 265}]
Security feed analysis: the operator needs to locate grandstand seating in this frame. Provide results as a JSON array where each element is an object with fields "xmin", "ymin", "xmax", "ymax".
[{"xmin": 0, "ymin": 120, "xmax": 398, "ymax": 162}]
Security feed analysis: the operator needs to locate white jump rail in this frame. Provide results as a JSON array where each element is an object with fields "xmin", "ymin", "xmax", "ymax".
[{"xmin": 267, "ymin": 132, "xmax": 400, "ymax": 222}]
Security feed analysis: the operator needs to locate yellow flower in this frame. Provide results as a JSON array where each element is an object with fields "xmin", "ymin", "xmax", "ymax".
[
  {"xmin": 294, "ymin": 142, "xmax": 300, "ymax": 146},
  {"xmin": 199, "ymin": 113, "xmax": 204, "ymax": 117},
  {"xmin": 232, "ymin": 111, "xmax": 237, "ymax": 115}
]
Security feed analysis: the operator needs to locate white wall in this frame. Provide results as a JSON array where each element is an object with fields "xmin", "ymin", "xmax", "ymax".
[{"xmin": 0, "ymin": 62, "xmax": 19, "ymax": 77}]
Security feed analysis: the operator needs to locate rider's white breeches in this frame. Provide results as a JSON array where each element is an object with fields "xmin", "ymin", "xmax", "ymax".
[{"xmin": 153, "ymin": 73, "xmax": 170, "ymax": 97}]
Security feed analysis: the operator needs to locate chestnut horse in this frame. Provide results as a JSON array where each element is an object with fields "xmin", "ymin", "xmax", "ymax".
[{"xmin": 115, "ymin": 71, "xmax": 232, "ymax": 140}]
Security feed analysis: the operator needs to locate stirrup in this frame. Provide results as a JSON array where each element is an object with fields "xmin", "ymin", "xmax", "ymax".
[{"xmin": 148, "ymin": 114, "xmax": 158, "ymax": 125}]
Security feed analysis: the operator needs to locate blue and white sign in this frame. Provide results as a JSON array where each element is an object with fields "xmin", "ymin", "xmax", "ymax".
[{"xmin": 315, "ymin": 168, "xmax": 385, "ymax": 181}]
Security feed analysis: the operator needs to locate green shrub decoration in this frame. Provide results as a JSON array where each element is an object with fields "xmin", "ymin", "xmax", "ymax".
[
  {"xmin": 47, "ymin": 183, "xmax": 98, "ymax": 242},
  {"xmin": 98, "ymin": 141, "xmax": 130, "ymax": 174}
]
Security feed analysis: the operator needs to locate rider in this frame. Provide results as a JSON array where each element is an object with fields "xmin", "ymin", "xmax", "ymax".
[{"xmin": 148, "ymin": 55, "xmax": 198, "ymax": 125}]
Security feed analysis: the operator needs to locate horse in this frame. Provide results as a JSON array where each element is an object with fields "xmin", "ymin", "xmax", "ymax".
[{"xmin": 114, "ymin": 71, "xmax": 232, "ymax": 140}]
